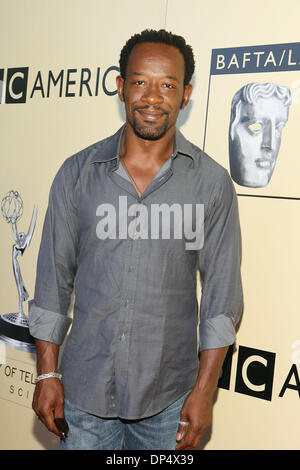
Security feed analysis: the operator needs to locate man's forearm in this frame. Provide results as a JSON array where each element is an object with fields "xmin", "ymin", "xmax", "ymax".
[
  {"xmin": 32, "ymin": 339, "xmax": 65, "ymax": 438},
  {"xmin": 175, "ymin": 346, "xmax": 229, "ymax": 450},
  {"xmin": 194, "ymin": 346, "xmax": 229, "ymax": 398},
  {"xmin": 35, "ymin": 339, "xmax": 60, "ymax": 375}
]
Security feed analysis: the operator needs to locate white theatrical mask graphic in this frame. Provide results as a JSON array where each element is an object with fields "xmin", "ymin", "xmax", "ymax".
[{"xmin": 229, "ymin": 82, "xmax": 291, "ymax": 188}]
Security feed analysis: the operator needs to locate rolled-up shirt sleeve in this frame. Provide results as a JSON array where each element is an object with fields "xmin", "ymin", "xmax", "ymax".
[
  {"xmin": 198, "ymin": 169, "xmax": 243, "ymax": 351},
  {"xmin": 29, "ymin": 157, "xmax": 78, "ymax": 344}
]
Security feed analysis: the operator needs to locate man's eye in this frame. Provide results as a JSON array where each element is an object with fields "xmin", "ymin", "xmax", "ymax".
[
  {"xmin": 248, "ymin": 122, "xmax": 262, "ymax": 133},
  {"xmin": 163, "ymin": 83, "xmax": 174, "ymax": 89},
  {"xmin": 134, "ymin": 80, "xmax": 145, "ymax": 85}
]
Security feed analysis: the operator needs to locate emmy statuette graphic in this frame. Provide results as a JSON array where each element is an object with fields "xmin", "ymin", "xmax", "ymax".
[{"xmin": 0, "ymin": 190, "xmax": 38, "ymax": 352}]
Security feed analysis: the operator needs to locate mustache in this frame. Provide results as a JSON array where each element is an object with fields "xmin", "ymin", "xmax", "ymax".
[{"xmin": 132, "ymin": 105, "xmax": 169, "ymax": 115}]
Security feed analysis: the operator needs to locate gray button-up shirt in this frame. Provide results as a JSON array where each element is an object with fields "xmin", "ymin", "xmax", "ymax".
[{"xmin": 29, "ymin": 125, "xmax": 243, "ymax": 420}]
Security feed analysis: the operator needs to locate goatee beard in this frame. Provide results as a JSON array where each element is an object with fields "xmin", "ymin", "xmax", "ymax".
[
  {"xmin": 132, "ymin": 120, "xmax": 169, "ymax": 141},
  {"xmin": 131, "ymin": 106, "xmax": 169, "ymax": 141}
]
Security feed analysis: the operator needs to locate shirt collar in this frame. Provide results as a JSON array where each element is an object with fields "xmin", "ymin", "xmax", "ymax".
[
  {"xmin": 90, "ymin": 124, "xmax": 196, "ymax": 164},
  {"xmin": 174, "ymin": 128, "xmax": 196, "ymax": 162}
]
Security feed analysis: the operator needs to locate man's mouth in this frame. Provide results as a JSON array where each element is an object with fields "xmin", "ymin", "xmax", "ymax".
[{"xmin": 134, "ymin": 107, "xmax": 168, "ymax": 121}]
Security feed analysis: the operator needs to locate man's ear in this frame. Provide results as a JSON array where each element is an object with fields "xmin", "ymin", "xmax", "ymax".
[
  {"xmin": 116, "ymin": 75, "xmax": 125, "ymax": 102},
  {"xmin": 181, "ymin": 83, "xmax": 192, "ymax": 110}
]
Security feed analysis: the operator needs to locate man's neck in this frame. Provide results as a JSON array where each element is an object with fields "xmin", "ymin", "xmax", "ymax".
[{"xmin": 120, "ymin": 123, "xmax": 176, "ymax": 166}]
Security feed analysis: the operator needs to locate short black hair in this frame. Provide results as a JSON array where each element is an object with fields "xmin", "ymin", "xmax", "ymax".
[{"xmin": 119, "ymin": 29, "xmax": 195, "ymax": 86}]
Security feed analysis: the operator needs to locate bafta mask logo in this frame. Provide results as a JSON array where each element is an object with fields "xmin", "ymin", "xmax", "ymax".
[
  {"xmin": 229, "ymin": 82, "xmax": 291, "ymax": 188},
  {"xmin": 0, "ymin": 191, "xmax": 37, "ymax": 352}
]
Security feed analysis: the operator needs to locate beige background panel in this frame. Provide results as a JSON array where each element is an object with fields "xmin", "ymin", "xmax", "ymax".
[
  {"xmin": 165, "ymin": 0, "xmax": 300, "ymax": 152},
  {"xmin": 203, "ymin": 196, "xmax": 300, "ymax": 450},
  {"xmin": 0, "ymin": 348, "xmax": 60, "ymax": 449},
  {"xmin": 0, "ymin": 0, "xmax": 168, "ymax": 65},
  {"xmin": 238, "ymin": 196, "xmax": 300, "ymax": 351}
]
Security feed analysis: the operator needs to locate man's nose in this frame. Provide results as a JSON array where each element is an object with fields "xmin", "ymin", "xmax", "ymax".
[
  {"xmin": 141, "ymin": 83, "xmax": 164, "ymax": 105},
  {"xmin": 262, "ymin": 122, "xmax": 277, "ymax": 152}
]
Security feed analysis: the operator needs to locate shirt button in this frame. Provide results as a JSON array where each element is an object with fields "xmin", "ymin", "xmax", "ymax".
[
  {"xmin": 124, "ymin": 299, "xmax": 129, "ymax": 307},
  {"xmin": 128, "ymin": 266, "xmax": 134, "ymax": 272},
  {"xmin": 119, "ymin": 333, "xmax": 125, "ymax": 341}
]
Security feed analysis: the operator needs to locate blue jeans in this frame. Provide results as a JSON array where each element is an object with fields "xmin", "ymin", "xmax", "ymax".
[{"xmin": 60, "ymin": 391, "xmax": 190, "ymax": 450}]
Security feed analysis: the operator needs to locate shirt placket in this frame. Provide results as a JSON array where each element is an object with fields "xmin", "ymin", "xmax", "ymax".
[
  {"xmin": 109, "ymin": 206, "xmax": 142, "ymax": 414},
  {"xmin": 107, "ymin": 162, "xmax": 175, "ymax": 415}
]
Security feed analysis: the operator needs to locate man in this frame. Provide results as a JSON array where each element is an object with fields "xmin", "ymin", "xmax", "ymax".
[
  {"xmin": 29, "ymin": 29, "xmax": 243, "ymax": 450},
  {"xmin": 229, "ymin": 82, "xmax": 291, "ymax": 188}
]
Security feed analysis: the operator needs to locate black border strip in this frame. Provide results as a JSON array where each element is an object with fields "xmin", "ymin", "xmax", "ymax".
[
  {"xmin": 203, "ymin": 72, "xmax": 211, "ymax": 152},
  {"xmin": 237, "ymin": 194, "xmax": 300, "ymax": 200}
]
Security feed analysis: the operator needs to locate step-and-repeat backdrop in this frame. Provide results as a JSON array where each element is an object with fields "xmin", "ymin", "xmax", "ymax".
[{"xmin": 0, "ymin": 0, "xmax": 299, "ymax": 450}]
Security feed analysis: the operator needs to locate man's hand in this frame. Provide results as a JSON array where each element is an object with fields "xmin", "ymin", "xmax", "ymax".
[
  {"xmin": 175, "ymin": 346, "xmax": 229, "ymax": 450},
  {"xmin": 175, "ymin": 388, "xmax": 212, "ymax": 450},
  {"xmin": 32, "ymin": 377, "xmax": 65, "ymax": 438},
  {"xmin": 32, "ymin": 338, "xmax": 65, "ymax": 438}
]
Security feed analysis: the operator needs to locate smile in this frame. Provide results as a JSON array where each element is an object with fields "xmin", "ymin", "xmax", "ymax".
[{"xmin": 135, "ymin": 108, "xmax": 167, "ymax": 121}]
